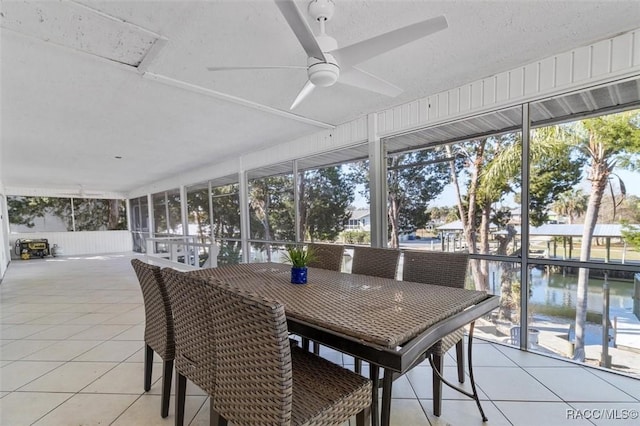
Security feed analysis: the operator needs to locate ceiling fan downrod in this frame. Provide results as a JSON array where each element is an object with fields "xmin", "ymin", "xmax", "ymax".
[{"xmin": 306, "ymin": 0, "xmax": 339, "ymax": 87}]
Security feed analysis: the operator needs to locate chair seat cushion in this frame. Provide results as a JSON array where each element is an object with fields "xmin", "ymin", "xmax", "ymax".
[
  {"xmin": 290, "ymin": 347, "xmax": 371, "ymax": 425},
  {"xmin": 426, "ymin": 327, "xmax": 465, "ymax": 356}
]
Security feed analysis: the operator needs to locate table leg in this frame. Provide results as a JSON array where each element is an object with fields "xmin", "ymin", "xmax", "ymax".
[
  {"xmin": 467, "ymin": 321, "xmax": 488, "ymax": 422},
  {"xmin": 427, "ymin": 321, "xmax": 488, "ymax": 422},
  {"xmin": 381, "ymin": 369, "xmax": 393, "ymax": 426},
  {"xmin": 370, "ymin": 364, "xmax": 380, "ymax": 426}
]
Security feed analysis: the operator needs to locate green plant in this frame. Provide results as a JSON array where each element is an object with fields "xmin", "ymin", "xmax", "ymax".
[{"xmin": 282, "ymin": 245, "xmax": 315, "ymax": 268}]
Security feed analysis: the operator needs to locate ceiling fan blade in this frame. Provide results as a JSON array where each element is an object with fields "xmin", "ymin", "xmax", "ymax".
[
  {"xmin": 275, "ymin": 0, "xmax": 327, "ymax": 62},
  {"xmin": 290, "ymin": 80, "xmax": 316, "ymax": 110},
  {"xmin": 207, "ymin": 65, "xmax": 306, "ymax": 71},
  {"xmin": 339, "ymin": 67, "xmax": 403, "ymax": 97},
  {"xmin": 332, "ymin": 15, "xmax": 448, "ymax": 69}
]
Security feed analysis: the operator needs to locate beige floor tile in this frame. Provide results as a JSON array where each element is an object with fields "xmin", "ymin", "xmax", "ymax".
[
  {"xmin": 112, "ymin": 394, "xmax": 207, "ymax": 426},
  {"xmin": 496, "ymin": 344, "xmax": 582, "ymax": 367},
  {"xmin": 472, "ymin": 366, "xmax": 562, "ymax": 401},
  {"xmin": 58, "ymin": 303, "xmax": 115, "ymax": 313},
  {"xmin": 82, "ymin": 362, "xmax": 162, "ymax": 394},
  {"xmin": 32, "ymin": 393, "xmax": 138, "ymax": 426},
  {"xmin": 63, "ymin": 313, "xmax": 121, "ymax": 325},
  {"xmin": 23, "ymin": 340, "xmax": 103, "ymax": 361},
  {"xmin": 526, "ymin": 367, "xmax": 637, "ymax": 402},
  {"xmin": 73, "ymin": 340, "xmax": 142, "ymax": 362},
  {"xmin": 26, "ymin": 312, "xmax": 86, "ymax": 325},
  {"xmin": 0, "ymin": 391, "xmax": 8, "ymax": 398},
  {"xmin": 0, "ymin": 391, "xmax": 73, "ymax": 425},
  {"xmin": 0, "ymin": 324, "xmax": 55, "ymax": 339},
  {"xmin": 585, "ymin": 368, "xmax": 640, "ymax": 401},
  {"xmin": 96, "ymin": 303, "xmax": 140, "ymax": 314},
  {"xmin": 463, "ymin": 343, "xmax": 519, "ymax": 367},
  {"xmin": 66, "ymin": 324, "xmax": 133, "ymax": 340},
  {"xmin": 0, "ymin": 311, "xmax": 50, "ymax": 324},
  {"xmin": 388, "ymin": 374, "xmax": 417, "ymax": 399},
  {"xmin": 124, "ymin": 346, "xmax": 150, "ymax": 363},
  {"xmin": 494, "ymin": 401, "xmax": 593, "ymax": 425},
  {"xmin": 26, "ymin": 324, "xmax": 93, "ymax": 340},
  {"xmin": 112, "ymin": 324, "xmax": 145, "ymax": 340},
  {"xmin": 569, "ymin": 402, "xmax": 640, "ymax": 425},
  {"xmin": 0, "ymin": 340, "xmax": 16, "ymax": 347},
  {"xmin": 151, "ymin": 375, "xmax": 208, "ymax": 397},
  {"xmin": 386, "ymin": 398, "xmax": 430, "ymax": 425},
  {"xmin": 1, "ymin": 303, "xmax": 74, "ymax": 313},
  {"xmin": 102, "ymin": 311, "xmax": 145, "ymax": 325},
  {"xmin": 406, "ymin": 364, "xmax": 489, "ymax": 401},
  {"xmin": 421, "ymin": 399, "xmax": 511, "ymax": 425},
  {"xmin": 0, "ymin": 339, "xmax": 56, "ymax": 360},
  {"xmin": 19, "ymin": 361, "xmax": 117, "ymax": 392},
  {"xmin": 0, "ymin": 361, "xmax": 64, "ymax": 391}
]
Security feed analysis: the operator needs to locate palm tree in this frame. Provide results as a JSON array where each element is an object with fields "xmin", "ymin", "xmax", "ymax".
[
  {"xmin": 552, "ymin": 190, "xmax": 588, "ymax": 224},
  {"xmin": 571, "ymin": 111, "xmax": 640, "ymax": 361}
]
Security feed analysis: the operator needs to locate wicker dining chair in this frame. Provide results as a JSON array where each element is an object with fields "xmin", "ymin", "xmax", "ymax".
[
  {"xmin": 162, "ymin": 268, "xmax": 217, "ymax": 426},
  {"xmin": 307, "ymin": 243, "xmax": 345, "ymax": 271},
  {"xmin": 351, "ymin": 246, "xmax": 400, "ymax": 279},
  {"xmin": 402, "ymin": 250, "xmax": 470, "ymax": 416},
  {"xmin": 130, "ymin": 259, "xmax": 175, "ymax": 418},
  {"xmin": 206, "ymin": 280, "xmax": 372, "ymax": 426},
  {"xmin": 350, "ymin": 246, "xmax": 400, "ymax": 375},
  {"xmin": 304, "ymin": 243, "xmax": 345, "ymax": 354}
]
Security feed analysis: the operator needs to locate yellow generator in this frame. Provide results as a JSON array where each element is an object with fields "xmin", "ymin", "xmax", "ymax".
[{"xmin": 15, "ymin": 239, "xmax": 50, "ymax": 259}]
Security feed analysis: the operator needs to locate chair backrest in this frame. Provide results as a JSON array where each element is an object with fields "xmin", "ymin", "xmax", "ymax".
[
  {"xmin": 351, "ymin": 246, "xmax": 400, "ymax": 279},
  {"xmin": 307, "ymin": 243, "xmax": 344, "ymax": 271},
  {"xmin": 206, "ymin": 281, "xmax": 293, "ymax": 425},
  {"xmin": 161, "ymin": 268, "xmax": 217, "ymax": 395},
  {"xmin": 402, "ymin": 250, "xmax": 469, "ymax": 288},
  {"xmin": 130, "ymin": 259, "xmax": 174, "ymax": 360}
]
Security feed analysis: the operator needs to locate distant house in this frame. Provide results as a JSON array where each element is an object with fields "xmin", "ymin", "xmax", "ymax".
[{"xmin": 346, "ymin": 208, "xmax": 370, "ymax": 231}]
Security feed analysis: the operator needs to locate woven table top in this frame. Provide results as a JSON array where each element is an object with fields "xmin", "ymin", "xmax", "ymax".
[{"xmin": 195, "ymin": 263, "xmax": 488, "ymax": 349}]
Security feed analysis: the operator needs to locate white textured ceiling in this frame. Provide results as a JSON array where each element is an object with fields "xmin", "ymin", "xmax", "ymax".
[{"xmin": 1, "ymin": 0, "xmax": 639, "ymax": 195}]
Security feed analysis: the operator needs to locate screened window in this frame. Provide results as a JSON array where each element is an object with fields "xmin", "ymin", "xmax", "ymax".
[
  {"xmin": 247, "ymin": 162, "xmax": 294, "ymax": 262},
  {"xmin": 152, "ymin": 189, "xmax": 182, "ymax": 236},
  {"xmin": 8, "ymin": 196, "xmax": 126, "ymax": 233},
  {"xmin": 297, "ymin": 145, "xmax": 368, "ymax": 244}
]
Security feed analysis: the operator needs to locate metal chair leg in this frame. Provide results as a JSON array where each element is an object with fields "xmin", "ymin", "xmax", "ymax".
[
  {"xmin": 161, "ymin": 359, "xmax": 173, "ymax": 418},
  {"xmin": 432, "ymin": 353, "xmax": 444, "ymax": 417},
  {"xmin": 144, "ymin": 344, "xmax": 153, "ymax": 392},
  {"xmin": 456, "ymin": 339, "xmax": 465, "ymax": 383},
  {"xmin": 175, "ymin": 373, "xmax": 186, "ymax": 426}
]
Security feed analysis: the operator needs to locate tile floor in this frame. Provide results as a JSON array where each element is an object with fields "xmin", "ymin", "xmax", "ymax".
[{"xmin": 1, "ymin": 253, "xmax": 639, "ymax": 425}]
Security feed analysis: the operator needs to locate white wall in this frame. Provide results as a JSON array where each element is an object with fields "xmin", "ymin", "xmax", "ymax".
[{"xmin": 9, "ymin": 231, "xmax": 132, "ymax": 259}]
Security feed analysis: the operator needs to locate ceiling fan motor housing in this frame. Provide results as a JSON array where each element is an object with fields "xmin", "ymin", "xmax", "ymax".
[
  {"xmin": 308, "ymin": 54, "xmax": 339, "ymax": 87},
  {"xmin": 308, "ymin": 0, "xmax": 335, "ymax": 22}
]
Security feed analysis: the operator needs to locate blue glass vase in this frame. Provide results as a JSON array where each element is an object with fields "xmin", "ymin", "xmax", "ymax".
[{"xmin": 290, "ymin": 266, "xmax": 308, "ymax": 284}]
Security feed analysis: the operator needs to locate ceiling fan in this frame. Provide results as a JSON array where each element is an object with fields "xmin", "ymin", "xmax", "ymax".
[
  {"xmin": 208, "ymin": 0, "xmax": 448, "ymax": 109},
  {"xmin": 57, "ymin": 185, "xmax": 105, "ymax": 198}
]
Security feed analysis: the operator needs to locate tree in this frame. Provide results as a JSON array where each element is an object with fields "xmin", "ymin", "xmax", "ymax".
[
  {"xmin": 186, "ymin": 187, "xmax": 211, "ymax": 244},
  {"xmin": 249, "ymin": 175, "xmax": 295, "ymax": 260},
  {"xmin": 570, "ymin": 111, "xmax": 640, "ymax": 361},
  {"xmin": 7, "ymin": 196, "xmax": 126, "ymax": 231},
  {"xmin": 298, "ymin": 167, "xmax": 354, "ymax": 242},
  {"xmin": 447, "ymin": 134, "xmax": 519, "ymax": 292},
  {"xmin": 211, "ymin": 184, "xmax": 242, "ymax": 265},
  {"xmin": 552, "ymin": 190, "xmax": 588, "ymax": 224},
  {"xmin": 386, "ymin": 151, "xmax": 449, "ymax": 248}
]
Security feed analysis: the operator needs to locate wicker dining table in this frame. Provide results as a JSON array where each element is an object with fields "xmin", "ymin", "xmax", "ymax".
[{"xmin": 189, "ymin": 262, "xmax": 499, "ymax": 426}]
